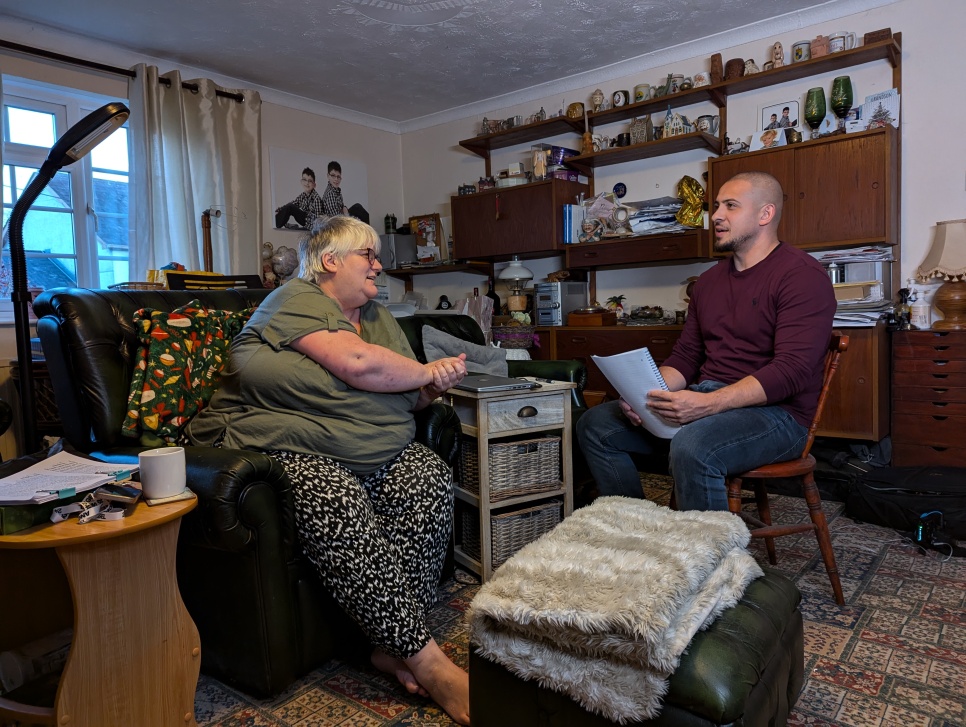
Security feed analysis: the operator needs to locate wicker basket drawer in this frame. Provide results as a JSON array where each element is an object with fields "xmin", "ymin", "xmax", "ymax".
[
  {"xmin": 459, "ymin": 436, "xmax": 561, "ymax": 501},
  {"xmin": 461, "ymin": 500, "xmax": 561, "ymax": 570}
]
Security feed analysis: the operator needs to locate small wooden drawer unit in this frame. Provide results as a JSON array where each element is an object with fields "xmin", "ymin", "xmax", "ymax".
[{"xmin": 892, "ymin": 329, "xmax": 966, "ymax": 466}]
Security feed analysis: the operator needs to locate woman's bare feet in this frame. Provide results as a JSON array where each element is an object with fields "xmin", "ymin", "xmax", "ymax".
[
  {"xmin": 405, "ymin": 639, "xmax": 470, "ymax": 726},
  {"xmin": 371, "ymin": 648, "xmax": 429, "ymax": 697}
]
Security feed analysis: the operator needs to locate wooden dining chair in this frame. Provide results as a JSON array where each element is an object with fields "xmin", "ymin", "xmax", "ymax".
[{"xmin": 726, "ymin": 332, "xmax": 849, "ymax": 605}]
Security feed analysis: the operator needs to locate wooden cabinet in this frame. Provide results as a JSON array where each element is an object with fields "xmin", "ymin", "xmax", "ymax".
[
  {"xmin": 451, "ymin": 178, "xmax": 588, "ymax": 259},
  {"xmin": 892, "ymin": 330, "xmax": 966, "ymax": 466},
  {"xmin": 708, "ymin": 127, "xmax": 898, "ymax": 251},
  {"xmin": 817, "ymin": 324, "xmax": 890, "ymax": 441},
  {"xmin": 547, "ymin": 324, "xmax": 886, "ymax": 440},
  {"xmin": 566, "ymin": 230, "xmax": 709, "ymax": 269},
  {"xmin": 553, "ymin": 327, "xmax": 680, "ymax": 399}
]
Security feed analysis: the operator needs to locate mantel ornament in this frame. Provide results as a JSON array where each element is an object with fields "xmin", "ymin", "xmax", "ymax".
[{"xmin": 590, "ymin": 88, "xmax": 605, "ymax": 113}]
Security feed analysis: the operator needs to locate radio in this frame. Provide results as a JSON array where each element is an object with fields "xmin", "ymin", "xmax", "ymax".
[{"xmin": 534, "ymin": 282, "xmax": 589, "ymax": 326}]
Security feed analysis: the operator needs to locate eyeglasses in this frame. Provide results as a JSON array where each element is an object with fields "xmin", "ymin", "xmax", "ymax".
[{"xmin": 355, "ymin": 248, "xmax": 381, "ymax": 264}]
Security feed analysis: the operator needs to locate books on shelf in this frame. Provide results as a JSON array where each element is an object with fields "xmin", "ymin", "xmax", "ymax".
[{"xmin": 0, "ymin": 451, "xmax": 137, "ymax": 506}]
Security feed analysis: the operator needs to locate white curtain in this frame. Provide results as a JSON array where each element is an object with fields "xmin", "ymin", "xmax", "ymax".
[{"xmin": 128, "ymin": 64, "xmax": 261, "ymax": 277}]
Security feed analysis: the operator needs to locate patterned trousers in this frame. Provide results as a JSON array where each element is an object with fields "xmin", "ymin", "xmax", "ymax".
[{"xmin": 271, "ymin": 441, "xmax": 452, "ymax": 659}]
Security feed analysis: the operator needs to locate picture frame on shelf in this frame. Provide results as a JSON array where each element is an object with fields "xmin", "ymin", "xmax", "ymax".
[
  {"xmin": 750, "ymin": 127, "xmax": 787, "ymax": 151},
  {"xmin": 409, "ymin": 213, "xmax": 447, "ymax": 262},
  {"xmin": 761, "ymin": 101, "xmax": 799, "ymax": 131}
]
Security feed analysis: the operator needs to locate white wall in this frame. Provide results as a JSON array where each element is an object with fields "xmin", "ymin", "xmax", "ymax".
[
  {"xmin": 0, "ymin": 0, "xmax": 962, "ymax": 450},
  {"xmin": 400, "ymin": 0, "xmax": 966, "ymax": 313}
]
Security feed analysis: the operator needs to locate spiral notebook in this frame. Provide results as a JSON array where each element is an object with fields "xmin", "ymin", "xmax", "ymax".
[{"xmin": 591, "ymin": 347, "xmax": 682, "ymax": 439}]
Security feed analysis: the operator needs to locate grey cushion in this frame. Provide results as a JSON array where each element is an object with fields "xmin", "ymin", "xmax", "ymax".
[{"xmin": 422, "ymin": 325, "xmax": 508, "ymax": 376}]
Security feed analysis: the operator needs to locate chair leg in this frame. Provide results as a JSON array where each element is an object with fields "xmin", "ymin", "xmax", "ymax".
[
  {"xmin": 753, "ymin": 481, "xmax": 778, "ymax": 566},
  {"xmin": 802, "ymin": 472, "xmax": 845, "ymax": 605},
  {"xmin": 726, "ymin": 476, "xmax": 742, "ymax": 516}
]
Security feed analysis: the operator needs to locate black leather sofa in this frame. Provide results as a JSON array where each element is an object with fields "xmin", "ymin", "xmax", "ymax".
[{"xmin": 33, "ymin": 287, "xmax": 586, "ymax": 697}]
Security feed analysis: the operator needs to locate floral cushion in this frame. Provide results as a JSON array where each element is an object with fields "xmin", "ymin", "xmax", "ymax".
[{"xmin": 122, "ymin": 300, "xmax": 256, "ymax": 447}]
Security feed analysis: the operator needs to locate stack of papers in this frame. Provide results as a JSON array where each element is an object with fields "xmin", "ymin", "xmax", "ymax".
[
  {"xmin": 817, "ymin": 247, "xmax": 894, "ymax": 265},
  {"xmin": 0, "ymin": 451, "xmax": 137, "ymax": 505},
  {"xmin": 626, "ymin": 196, "xmax": 688, "ymax": 235}
]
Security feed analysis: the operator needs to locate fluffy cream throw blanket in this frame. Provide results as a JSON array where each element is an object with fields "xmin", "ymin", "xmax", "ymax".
[{"xmin": 468, "ymin": 497, "xmax": 763, "ymax": 724}]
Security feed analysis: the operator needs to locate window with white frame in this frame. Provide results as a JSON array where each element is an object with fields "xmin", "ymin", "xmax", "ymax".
[{"xmin": 1, "ymin": 80, "xmax": 131, "ymax": 297}]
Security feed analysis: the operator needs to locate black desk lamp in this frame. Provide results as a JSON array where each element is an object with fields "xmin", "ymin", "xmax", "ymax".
[{"xmin": 6, "ymin": 102, "xmax": 129, "ymax": 453}]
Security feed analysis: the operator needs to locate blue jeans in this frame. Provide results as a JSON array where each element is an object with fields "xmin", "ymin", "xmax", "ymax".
[{"xmin": 576, "ymin": 381, "xmax": 809, "ymax": 511}]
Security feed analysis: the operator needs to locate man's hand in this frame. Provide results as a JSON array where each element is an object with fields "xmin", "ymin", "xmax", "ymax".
[
  {"xmin": 618, "ymin": 397, "xmax": 643, "ymax": 426},
  {"xmin": 645, "ymin": 375, "xmax": 768, "ymax": 425},
  {"xmin": 645, "ymin": 389, "xmax": 718, "ymax": 425}
]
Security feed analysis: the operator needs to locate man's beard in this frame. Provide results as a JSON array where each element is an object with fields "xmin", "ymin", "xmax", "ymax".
[{"xmin": 713, "ymin": 230, "xmax": 752, "ymax": 253}]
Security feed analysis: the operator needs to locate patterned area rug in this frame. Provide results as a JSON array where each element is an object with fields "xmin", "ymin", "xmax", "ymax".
[{"xmin": 195, "ymin": 474, "xmax": 966, "ymax": 726}]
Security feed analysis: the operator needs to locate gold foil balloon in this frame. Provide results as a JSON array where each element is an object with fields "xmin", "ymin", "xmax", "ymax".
[{"xmin": 676, "ymin": 176, "xmax": 705, "ymax": 227}]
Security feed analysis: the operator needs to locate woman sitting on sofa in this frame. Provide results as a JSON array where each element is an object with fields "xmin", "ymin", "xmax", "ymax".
[{"xmin": 187, "ymin": 216, "xmax": 470, "ymax": 724}]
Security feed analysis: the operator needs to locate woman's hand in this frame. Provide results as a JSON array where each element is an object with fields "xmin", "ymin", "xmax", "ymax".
[
  {"xmin": 415, "ymin": 355, "xmax": 467, "ymax": 409},
  {"xmin": 425, "ymin": 355, "xmax": 467, "ymax": 395}
]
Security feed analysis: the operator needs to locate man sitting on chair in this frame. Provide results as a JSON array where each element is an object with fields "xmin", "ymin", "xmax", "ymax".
[{"xmin": 577, "ymin": 171, "xmax": 836, "ymax": 511}]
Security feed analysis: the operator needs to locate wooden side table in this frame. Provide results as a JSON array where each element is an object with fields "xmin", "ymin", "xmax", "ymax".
[
  {"xmin": 447, "ymin": 380, "xmax": 575, "ymax": 581},
  {"xmin": 0, "ymin": 496, "xmax": 201, "ymax": 726}
]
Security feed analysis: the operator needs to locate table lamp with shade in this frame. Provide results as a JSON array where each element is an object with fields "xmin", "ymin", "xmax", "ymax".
[
  {"xmin": 916, "ymin": 218, "xmax": 966, "ymax": 330},
  {"xmin": 5, "ymin": 102, "xmax": 130, "ymax": 453},
  {"xmin": 498, "ymin": 255, "xmax": 534, "ymax": 314}
]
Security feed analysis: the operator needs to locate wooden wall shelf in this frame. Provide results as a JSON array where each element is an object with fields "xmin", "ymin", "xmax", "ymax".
[
  {"xmin": 458, "ymin": 35, "xmax": 902, "ymax": 155},
  {"xmin": 567, "ymin": 132, "xmax": 721, "ymax": 173}
]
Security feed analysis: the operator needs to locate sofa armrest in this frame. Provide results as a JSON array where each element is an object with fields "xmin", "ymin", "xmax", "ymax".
[
  {"xmin": 93, "ymin": 445, "xmax": 294, "ymax": 557},
  {"xmin": 507, "ymin": 359, "xmax": 588, "ymax": 413},
  {"xmin": 414, "ymin": 402, "xmax": 461, "ymax": 468}
]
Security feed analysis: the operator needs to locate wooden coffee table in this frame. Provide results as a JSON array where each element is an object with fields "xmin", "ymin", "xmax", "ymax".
[{"xmin": 0, "ymin": 496, "xmax": 201, "ymax": 726}]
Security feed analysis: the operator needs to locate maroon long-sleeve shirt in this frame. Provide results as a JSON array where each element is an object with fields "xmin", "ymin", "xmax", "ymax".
[{"xmin": 662, "ymin": 242, "xmax": 836, "ymax": 427}]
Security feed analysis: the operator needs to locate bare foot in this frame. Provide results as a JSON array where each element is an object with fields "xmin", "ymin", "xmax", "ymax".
[
  {"xmin": 371, "ymin": 648, "xmax": 430, "ymax": 697},
  {"xmin": 405, "ymin": 639, "xmax": 470, "ymax": 726}
]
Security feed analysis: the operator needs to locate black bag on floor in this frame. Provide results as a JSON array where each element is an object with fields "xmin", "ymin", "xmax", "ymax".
[{"xmin": 846, "ymin": 466, "xmax": 966, "ymax": 540}]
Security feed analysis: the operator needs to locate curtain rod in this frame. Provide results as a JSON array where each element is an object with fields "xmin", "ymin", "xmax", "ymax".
[{"xmin": 0, "ymin": 38, "xmax": 246, "ymax": 102}]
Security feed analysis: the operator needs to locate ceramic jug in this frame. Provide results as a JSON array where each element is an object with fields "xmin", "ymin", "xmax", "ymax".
[{"xmin": 696, "ymin": 115, "xmax": 719, "ymax": 134}]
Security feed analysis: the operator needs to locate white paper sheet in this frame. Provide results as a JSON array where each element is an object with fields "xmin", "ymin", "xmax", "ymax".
[
  {"xmin": 0, "ymin": 451, "xmax": 137, "ymax": 505},
  {"xmin": 591, "ymin": 347, "xmax": 682, "ymax": 439}
]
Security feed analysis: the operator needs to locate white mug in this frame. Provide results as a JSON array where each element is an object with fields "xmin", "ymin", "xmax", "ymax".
[
  {"xmin": 828, "ymin": 31, "xmax": 856, "ymax": 53},
  {"xmin": 138, "ymin": 446, "xmax": 187, "ymax": 499}
]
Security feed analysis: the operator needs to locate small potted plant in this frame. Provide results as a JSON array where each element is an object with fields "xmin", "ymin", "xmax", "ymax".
[{"xmin": 606, "ymin": 294, "xmax": 626, "ymax": 318}]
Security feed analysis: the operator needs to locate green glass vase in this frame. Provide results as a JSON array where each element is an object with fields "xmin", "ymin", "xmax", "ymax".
[
  {"xmin": 804, "ymin": 87, "xmax": 827, "ymax": 139},
  {"xmin": 830, "ymin": 76, "xmax": 854, "ymax": 133}
]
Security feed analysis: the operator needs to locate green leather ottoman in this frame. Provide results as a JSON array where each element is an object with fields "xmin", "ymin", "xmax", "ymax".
[{"xmin": 469, "ymin": 567, "xmax": 804, "ymax": 727}]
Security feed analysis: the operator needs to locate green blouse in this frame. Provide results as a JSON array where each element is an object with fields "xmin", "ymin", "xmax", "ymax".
[{"xmin": 187, "ymin": 278, "xmax": 420, "ymax": 474}]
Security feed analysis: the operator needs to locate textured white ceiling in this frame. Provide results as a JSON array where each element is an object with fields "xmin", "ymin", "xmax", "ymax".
[{"xmin": 0, "ymin": 0, "xmax": 892, "ymax": 126}]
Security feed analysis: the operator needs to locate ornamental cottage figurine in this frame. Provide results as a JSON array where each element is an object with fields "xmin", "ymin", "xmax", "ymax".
[{"xmin": 629, "ymin": 116, "xmax": 652, "ymax": 145}]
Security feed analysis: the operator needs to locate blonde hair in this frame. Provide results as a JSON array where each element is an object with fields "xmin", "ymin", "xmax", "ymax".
[{"xmin": 298, "ymin": 215, "xmax": 380, "ymax": 283}]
